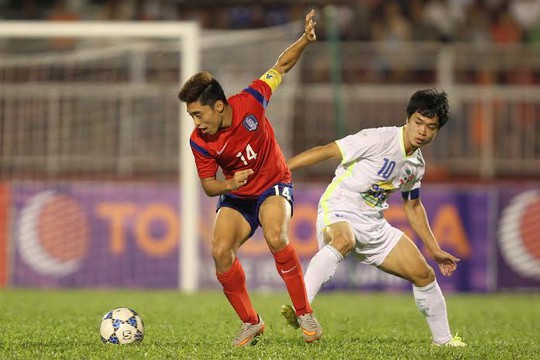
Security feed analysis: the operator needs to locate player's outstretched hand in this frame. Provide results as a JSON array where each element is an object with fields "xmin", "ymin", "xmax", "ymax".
[
  {"xmin": 432, "ymin": 249, "xmax": 460, "ymax": 277},
  {"xmin": 304, "ymin": 9, "xmax": 317, "ymax": 42},
  {"xmin": 228, "ymin": 169, "xmax": 254, "ymax": 191}
]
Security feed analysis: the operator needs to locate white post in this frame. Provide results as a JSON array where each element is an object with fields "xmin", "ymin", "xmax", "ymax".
[{"xmin": 180, "ymin": 26, "xmax": 201, "ymax": 293}]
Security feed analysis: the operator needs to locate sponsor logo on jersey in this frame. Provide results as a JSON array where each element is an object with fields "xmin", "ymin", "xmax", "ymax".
[
  {"xmin": 242, "ymin": 114, "xmax": 258, "ymax": 132},
  {"xmin": 361, "ymin": 181, "xmax": 396, "ymax": 208},
  {"xmin": 216, "ymin": 142, "xmax": 229, "ymax": 155}
]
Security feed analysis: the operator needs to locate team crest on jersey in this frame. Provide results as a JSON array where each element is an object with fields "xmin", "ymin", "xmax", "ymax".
[
  {"xmin": 399, "ymin": 169, "xmax": 418, "ymax": 186},
  {"xmin": 242, "ymin": 114, "xmax": 258, "ymax": 131}
]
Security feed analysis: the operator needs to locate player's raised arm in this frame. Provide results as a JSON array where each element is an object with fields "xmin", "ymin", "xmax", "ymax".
[
  {"xmin": 271, "ymin": 9, "xmax": 317, "ymax": 75},
  {"xmin": 287, "ymin": 141, "xmax": 342, "ymax": 171}
]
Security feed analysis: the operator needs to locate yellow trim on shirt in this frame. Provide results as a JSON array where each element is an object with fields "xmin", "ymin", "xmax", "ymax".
[
  {"xmin": 400, "ymin": 126, "xmax": 417, "ymax": 159},
  {"xmin": 259, "ymin": 69, "xmax": 282, "ymax": 92},
  {"xmin": 321, "ymin": 162, "xmax": 357, "ymax": 226},
  {"xmin": 399, "ymin": 127, "xmax": 407, "ymax": 159}
]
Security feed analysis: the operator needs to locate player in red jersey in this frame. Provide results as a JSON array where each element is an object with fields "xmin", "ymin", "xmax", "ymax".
[{"xmin": 178, "ymin": 10, "xmax": 322, "ymax": 347}]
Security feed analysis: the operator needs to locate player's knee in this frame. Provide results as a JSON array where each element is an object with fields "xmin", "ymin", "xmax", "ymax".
[
  {"xmin": 330, "ymin": 234, "xmax": 355, "ymax": 256},
  {"xmin": 211, "ymin": 242, "xmax": 234, "ymax": 267},
  {"xmin": 413, "ymin": 265, "xmax": 436, "ymax": 286},
  {"xmin": 263, "ymin": 229, "xmax": 288, "ymax": 253}
]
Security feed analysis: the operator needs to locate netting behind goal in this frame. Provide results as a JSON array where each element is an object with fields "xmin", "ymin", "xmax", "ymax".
[
  {"xmin": 0, "ymin": 21, "xmax": 302, "ymax": 291},
  {"xmin": 0, "ymin": 22, "xmax": 202, "ymax": 291}
]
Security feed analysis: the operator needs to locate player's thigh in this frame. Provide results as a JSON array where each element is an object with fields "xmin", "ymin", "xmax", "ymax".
[
  {"xmin": 258, "ymin": 195, "xmax": 291, "ymax": 252},
  {"xmin": 377, "ymin": 235, "xmax": 434, "ymax": 285},
  {"xmin": 213, "ymin": 207, "xmax": 252, "ymax": 254},
  {"xmin": 322, "ymin": 221, "xmax": 355, "ymax": 255}
]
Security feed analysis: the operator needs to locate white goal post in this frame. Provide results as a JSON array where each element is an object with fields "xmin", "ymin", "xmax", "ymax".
[{"xmin": 0, "ymin": 21, "xmax": 201, "ymax": 293}]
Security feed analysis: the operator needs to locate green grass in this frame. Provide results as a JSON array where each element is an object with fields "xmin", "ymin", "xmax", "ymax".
[{"xmin": 0, "ymin": 290, "xmax": 539, "ymax": 359}]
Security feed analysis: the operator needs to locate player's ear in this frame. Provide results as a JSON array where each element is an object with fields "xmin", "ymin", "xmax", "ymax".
[{"xmin": 215, "ymin": 100, "xmax": 224, "ymax": 113}]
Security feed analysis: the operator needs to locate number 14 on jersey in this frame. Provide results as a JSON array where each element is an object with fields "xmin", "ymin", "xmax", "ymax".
[{"xmin": 236, "ymin": 144, "xmax": 257, "ymax": 165}]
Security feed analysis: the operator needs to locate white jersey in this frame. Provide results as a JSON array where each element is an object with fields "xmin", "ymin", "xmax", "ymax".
[{"xmin": 320, "ymin": 126, "xmax": 425, "ymax": 214}]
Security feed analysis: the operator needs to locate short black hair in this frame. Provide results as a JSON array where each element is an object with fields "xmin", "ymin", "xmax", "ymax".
[
  {"xmin": 406, "ymin": 89, "xmax": 449, "ymax": 128},
  {"xmin": 178, "ymin": 71, "xmax": 228, "ymax": 106}
]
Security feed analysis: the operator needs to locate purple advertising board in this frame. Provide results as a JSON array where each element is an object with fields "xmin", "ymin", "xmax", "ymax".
[
  {"xmin": 496, "ymin": 187, "xmax": 540, "ymax": 290},
  {"xmin": 10, "ymin": 182, "xmax": 491, "ymax": 292},
  {"xmin": 11, "ymin": 183, "xmax": 181, "ymax": 288}
]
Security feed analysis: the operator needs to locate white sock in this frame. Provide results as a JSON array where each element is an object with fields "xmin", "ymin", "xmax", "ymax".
[
  {"xmin": 304, "ymin": 245, "xmax": 343, "ymax": 303},
  {"xmin": 413, "ymin": 280, "xmax": 452, "ymax": 344}
]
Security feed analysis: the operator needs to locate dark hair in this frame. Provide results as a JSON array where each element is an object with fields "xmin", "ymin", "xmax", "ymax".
[
  {"xmin": 406, "ymin": 89, "xmax": 449, "ymax": 128},
  {"xmin": 178, "ymin": 71, "xmax": 228, "ymax": 106}
]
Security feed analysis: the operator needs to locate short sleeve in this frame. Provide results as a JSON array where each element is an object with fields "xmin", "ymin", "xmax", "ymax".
[
  {"xmin": 336, "ymin": 128, "xmax": 382, "ymax": 164},
  {"xmin": 190, "ymin": 141, "xmax": 218, "ymax": 179},
  {"xmin": 242, "ymin": 78, "xmax": 274, "ymax": 110}
]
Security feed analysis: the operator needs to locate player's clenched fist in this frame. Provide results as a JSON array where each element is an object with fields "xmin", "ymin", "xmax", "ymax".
[
  {"xmin": 304, "ymin": 9, "xmax": 317, "ymax": 42},
  {"xmin": 227, "ymin": 169, "xmax": 254, "ymax": 191}
]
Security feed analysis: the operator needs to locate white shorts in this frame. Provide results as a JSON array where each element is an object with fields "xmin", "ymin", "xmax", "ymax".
[{"xmin": 316, "ymin": 190, "xmax": 403, "ymax": 266}]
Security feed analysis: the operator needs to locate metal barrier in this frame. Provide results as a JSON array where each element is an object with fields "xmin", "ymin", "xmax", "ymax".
[{"xmin": 1, "ymin": 39, "xmax": 539, "ymax": 179}]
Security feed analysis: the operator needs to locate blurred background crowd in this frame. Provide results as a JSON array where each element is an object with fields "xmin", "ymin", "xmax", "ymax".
[
  {"xmin": 2, "ymin": 0, "xmax": 540, "ymax": 87},
  {"xmin": 2, "ymin": 0, "xmax": 540, "ymax": 45}
]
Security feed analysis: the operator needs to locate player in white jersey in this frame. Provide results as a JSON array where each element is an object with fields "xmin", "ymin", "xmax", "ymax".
[{"xmin": 281, "ymin": 89, "xmax": 467, "ymax": 346}]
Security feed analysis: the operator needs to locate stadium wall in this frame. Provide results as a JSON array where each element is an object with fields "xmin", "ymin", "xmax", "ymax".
[{"xmin": 1, "ymin": 181, "xmax": 539, "ymax": 292}]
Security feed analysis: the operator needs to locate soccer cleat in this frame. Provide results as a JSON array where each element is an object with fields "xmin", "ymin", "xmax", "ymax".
[
  {"xmin": 432, "ymin": 333, "xmax": 467, "ymax": 347},
  {"xmin": 280, "ymin": 304, "xmax": 300, "ymax": 329},
  {"xmin": 298, "ymin": 312, "xmax": 323, "ymax": 342},
  {"xmin": 281, "ymin": 304, "xmax": 322, "ymax": 342},
  {"xmin": 232, "ymin": 315, "xmax": 265, "ymax": 347}
]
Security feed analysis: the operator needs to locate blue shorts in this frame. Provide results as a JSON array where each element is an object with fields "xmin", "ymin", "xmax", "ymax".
[{"xmin": 216, "ymin": 182, "xmax": 294, "ymax": 238}]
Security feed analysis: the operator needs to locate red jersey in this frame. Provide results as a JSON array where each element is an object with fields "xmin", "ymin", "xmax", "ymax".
[{"xmin": 190, "ymin": 75, "xmax": 291, "ymax": 198}]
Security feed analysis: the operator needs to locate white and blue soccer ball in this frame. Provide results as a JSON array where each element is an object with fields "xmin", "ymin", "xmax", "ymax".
[{"xmin": 100, "ymin": 307, "xmax": 144, "ymax": 344}]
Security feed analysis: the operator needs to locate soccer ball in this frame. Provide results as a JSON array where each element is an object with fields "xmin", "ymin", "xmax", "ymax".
[{"xmin": 100, "ymin": 307, "xmax": 144, "ymax": 344}]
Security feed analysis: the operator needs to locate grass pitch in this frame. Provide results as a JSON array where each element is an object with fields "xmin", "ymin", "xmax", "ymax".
[{"xmin": 0, "ymin": 290, "xmax": 538, "ymax": 359}]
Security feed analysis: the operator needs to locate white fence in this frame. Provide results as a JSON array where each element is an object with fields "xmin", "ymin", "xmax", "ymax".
[{"xmin": 1, "ymin": 36, "xmax": 539, "ymax": 179}]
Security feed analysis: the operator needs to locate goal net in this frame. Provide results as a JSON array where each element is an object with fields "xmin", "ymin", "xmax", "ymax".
[
  {"xmin": 0, "ymin": 21, "xmax": 301, "ymax": 292},
  {"xmin": 0, "ymin": 21, "xmax": 202, "ymax": 291}
]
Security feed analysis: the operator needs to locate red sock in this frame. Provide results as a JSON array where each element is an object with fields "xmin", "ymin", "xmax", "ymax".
[
  {"xmin": 273, "ymin": 243, "xmax": 312, "ymax": 316},
  {"xmin": 216, "ymin": 257, "xmax": 258, "ymax": 324}
]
